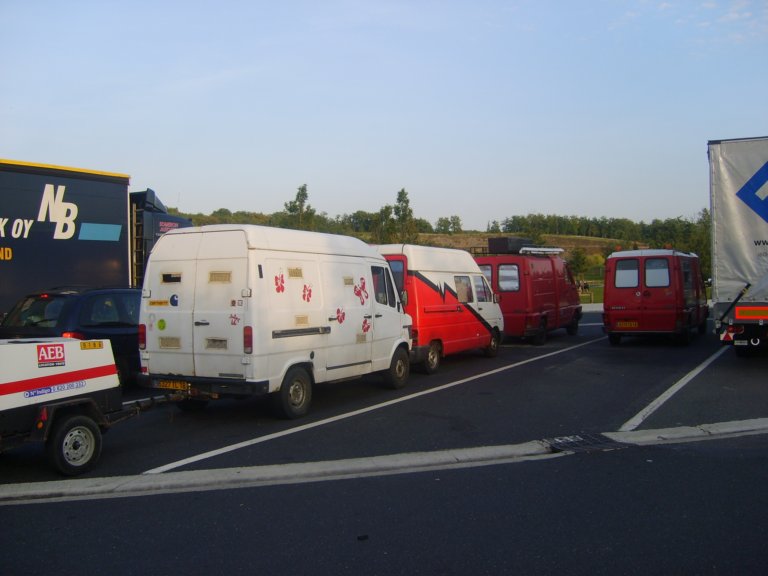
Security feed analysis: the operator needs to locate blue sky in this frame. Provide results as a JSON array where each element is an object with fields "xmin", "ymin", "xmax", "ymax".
[{"xmin": 2, "ymin": 1, "xmax": 767, "ymax": 230}]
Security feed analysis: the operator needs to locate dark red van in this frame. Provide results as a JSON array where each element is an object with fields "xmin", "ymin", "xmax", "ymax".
[
  {"xmin": 475, "ymin": 246, "xmax": 582, "ymax": 345},
  {"xmin": 602, "ymin": 249, "xmax": 708, "ymax": 345}
]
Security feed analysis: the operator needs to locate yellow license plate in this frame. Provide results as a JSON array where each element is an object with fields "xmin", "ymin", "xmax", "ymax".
[
  {"xmin": 617, "ymin": 321, "xmax": 639, "ymax": 328},
  {"xmin": 157, "ymin": 380, "xmax": 189, "ymax": 391}
]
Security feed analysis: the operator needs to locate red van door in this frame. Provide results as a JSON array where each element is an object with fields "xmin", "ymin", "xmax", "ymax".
[{"xmin": 640, "ymin": 256, "xmax": 677, "ymax": 332}]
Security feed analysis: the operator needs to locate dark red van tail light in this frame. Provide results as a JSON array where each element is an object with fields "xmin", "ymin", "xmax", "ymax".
[
  {"xmin": 61, "ymin": 331, "xmax": 85, "ymax": 340},
  {"xmin": 244, "ymin": 325, "xmax": 253, "ymax": 354},
  {"xmin": 138, "ymin": 324, "xmax": 146, "ymax": 350}
]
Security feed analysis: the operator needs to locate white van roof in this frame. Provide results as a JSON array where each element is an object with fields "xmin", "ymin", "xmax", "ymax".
[
  {"xmin": 164, "ymin": 224, "xmax": 382, "ymax": 259},
  {"xmin": 376, "ymin": 244, "xmax": 482, "ymax": 274}
]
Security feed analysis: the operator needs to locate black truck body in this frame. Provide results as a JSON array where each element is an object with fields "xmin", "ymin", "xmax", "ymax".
[{"xmin": 0, "ymin": 159, "xmax": 190, "ymax": 314}]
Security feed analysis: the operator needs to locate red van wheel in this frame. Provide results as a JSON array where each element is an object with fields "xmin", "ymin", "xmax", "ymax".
[{"xmin": 422, "ymin": 342, "xmax": 442, "ymax": 374}]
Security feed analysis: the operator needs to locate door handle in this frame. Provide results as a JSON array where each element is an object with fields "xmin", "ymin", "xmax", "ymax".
[
  {"xmin": 194, "ymin": 320, "xmax": 210, "ymax": 326},
  {"xmin": 364, "ymin": 315, "xmax": 373, "ymax": 319},
  {"xmin": 375, "ymin": 313, "xmax": 383, "ymax": 318}
]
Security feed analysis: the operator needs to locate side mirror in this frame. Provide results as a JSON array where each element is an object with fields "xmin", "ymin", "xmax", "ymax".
[
  {"xmin": 400, "ymin": 290, "xmax": 408, "ymax": 306},
  {"xmin": 493, "ymin": 293, "xmax": 500, "ymax": 304}
]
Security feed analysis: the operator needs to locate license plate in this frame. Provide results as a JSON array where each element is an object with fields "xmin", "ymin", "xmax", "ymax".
[
  {"xmin": 157, "ymin": 379, "xmax": 189, "ymax": 391},
  {"xmin": 616, "ymin": 321, "xmax": 639, "ymax": 328}
]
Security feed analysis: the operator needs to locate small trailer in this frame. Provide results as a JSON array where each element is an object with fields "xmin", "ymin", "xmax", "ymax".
[{"xmin": 0, "ymin": 337, "xmax": 167, "ymax": 475}]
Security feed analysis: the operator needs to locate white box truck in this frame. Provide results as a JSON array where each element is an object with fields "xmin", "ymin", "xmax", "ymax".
[
  {"xmin": 138, "ymin": 225, "xmax": 413, "ymax": 418},
  {"xmin": 709, "ymin": 136, "xmax": 768, "ymax": 354}
]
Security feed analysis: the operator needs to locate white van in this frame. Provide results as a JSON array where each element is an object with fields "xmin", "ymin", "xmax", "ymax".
[
  {"xmin": 377, "ymin": 244, "xmax": 504, "ymax": 373},
  {"xmin": 137, "ymin": 225, "xmax": 412, "ymax": 418}
]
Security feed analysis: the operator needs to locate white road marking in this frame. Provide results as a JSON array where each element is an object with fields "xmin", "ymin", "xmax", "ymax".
[
  {"xmin": 618, "ymin": 346, "xmax": 729, "ymax": 432},
  {"xmin": 143, "ymin": 337, "xmax": 606, "ymax": 474}
]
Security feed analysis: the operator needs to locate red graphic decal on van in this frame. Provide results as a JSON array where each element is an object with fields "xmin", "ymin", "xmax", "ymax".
[
  {"xmin": 362, "ymin": 318, "xmax": 371, "ymax": 333},
  {"xmin": 229, "ymin": 314, "xmax": 241, "ymax": 326},
  {"xmin": 303, "ymin": 284, "xmax": 313, "ymax": 302},
  {"xmin": 336, "ymin": 308, "xmax": 346, "ymax": 324},
  {"xmin": 353, "ymin": 278, "xmax": 369, "ymax": 304},
  {"xmin": 275, "ymin": 273, "xmax": 285, "ymax": 293}
]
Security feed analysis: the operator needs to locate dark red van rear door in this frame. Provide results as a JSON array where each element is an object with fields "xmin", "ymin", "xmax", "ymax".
[{"xmin": 640, "ymin": 256, "xmax": 677, "ymax": 332}]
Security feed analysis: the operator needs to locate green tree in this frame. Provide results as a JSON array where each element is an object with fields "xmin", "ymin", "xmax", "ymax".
[
  {"xmin": 568, "ymin": 247, "xmax": 588, "ymax": 278},
  {"xmin": 435, "ymin": 217, "xmax": 451, "ymax": 234},
  {"xmin": 393, "ymin": 188, "xmax": 418, "ymax": 243},
  {"xmin": 284, "ymin": 184, "xmax": 316, "ymax": 229}
]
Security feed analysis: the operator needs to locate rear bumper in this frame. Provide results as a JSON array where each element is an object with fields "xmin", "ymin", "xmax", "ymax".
[{"xmin": 137, "ymin": 374, "xmax": 270, "ymax": 398}]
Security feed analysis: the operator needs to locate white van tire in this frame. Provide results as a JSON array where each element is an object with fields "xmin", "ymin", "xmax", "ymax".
[
  {"xmin": 383, "ymin": 346, "xmax": 410, "ymax": 389},
  {"xmin": 272, "ymin": 367, "xmax": 312, "ymax": 419},
  {"xmin": 484, "ymin": 330, "xmax": 500, "ymax": 357}
]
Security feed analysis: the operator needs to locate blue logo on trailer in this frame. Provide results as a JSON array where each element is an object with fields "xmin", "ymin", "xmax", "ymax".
[{"xmin": 736, "ymin": 162, "xmax": 768, "ymax": 223}]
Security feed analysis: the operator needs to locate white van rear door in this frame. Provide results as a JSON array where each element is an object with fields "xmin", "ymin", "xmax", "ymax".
[
  {"xmin": 192, "ymin": 229, "xmax": 250, "ymax": 379},
  {"xmin": 143, "ymin": 231, "xmax": 201, "ymax": 376}
]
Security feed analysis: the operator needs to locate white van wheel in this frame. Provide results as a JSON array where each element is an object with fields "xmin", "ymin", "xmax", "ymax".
[
  {"xmin": 383, "ymin": 347, "xmax": 410, "ymax": 389},
  {"xmin": 272, "ymin": 367, "xmax": 312, "ymax": 419},
  {"xmin": 484, "ymin": 330, "xmax": 500, "ymax": 357}
]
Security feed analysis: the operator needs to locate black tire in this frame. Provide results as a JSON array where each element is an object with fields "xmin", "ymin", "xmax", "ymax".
[
  {"xmin": 46, "ymin": 414, "xmax": 102, "ymax": 476},
  {"xmin": 272, "ymin": 366, "xmax": 312, "ymax": 419},
  {"xmin": 566, "ymin": 318, "xmax": 579, "ymax": 336},
  {"xmin": 421, "ymin": 341, "xmax": 442, "ymax": 374},
  {"xmin": 383, "ymin": 346, "xmax": 410, "ymax": 389},
  {"xmin": 608, "ymin": 333, "xmax": 622, "ymax": 346},
  {"xmin": 484, "ymin": 329, "xmax": 500, "ymax": 357},
  {"xmin": 531, "ymin": 322, "xmax": 547, "ymax": 346}
]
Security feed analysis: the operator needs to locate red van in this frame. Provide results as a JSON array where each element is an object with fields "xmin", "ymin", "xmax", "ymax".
[
  {"xmin": 602, "ymin": 249, "xmax": 708, "ymax": 345},
  {"xmin": 377, "ymin": 244, "xmax": 504, "ymax": 373},
  {"xmin": 475, "ymin": 245, "xmax": 582, "ymax": 345}
]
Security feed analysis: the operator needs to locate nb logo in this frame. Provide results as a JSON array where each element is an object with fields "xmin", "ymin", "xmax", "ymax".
[{"xmin": 37, "ymin": 184, "xmax": 79, "ymax": 239}]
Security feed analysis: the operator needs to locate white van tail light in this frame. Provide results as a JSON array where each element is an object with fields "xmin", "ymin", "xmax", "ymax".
[
  {"xmin": 138, "ymin": 324, "xmax": 146, "ymax": 350},
  {"xmin": 244, "ymin": 325, "xmax": 253, "ymax": 354}
]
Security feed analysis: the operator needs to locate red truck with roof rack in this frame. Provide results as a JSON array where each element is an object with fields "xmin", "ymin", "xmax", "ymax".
[{"xmin": 475, "ymin": 238, "xmax": 582, "ymax": 344}]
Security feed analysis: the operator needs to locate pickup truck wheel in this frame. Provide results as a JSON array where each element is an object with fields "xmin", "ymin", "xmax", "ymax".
[
  {"xmin": 272, "ymin": 367, "xmax": 312, "ymax": 419},
  {"xmin": 383, "ymin": 346, "xmax": 410, "ymax": 389},
  {"xmin": 422, "ymin": 341, "xmax": 442, "ymax": 374},
  {"xmin": 484, "ymin": 330, "xmax": 500, "ymax": 357},
  {"xmin": 46, "ymin": 414, "xmax": 102, "ymax": 476}
]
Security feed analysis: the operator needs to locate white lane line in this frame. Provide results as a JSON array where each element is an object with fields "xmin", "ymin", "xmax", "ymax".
[
  {"xmin": 144, "ymin": 336, "xmax": 606, "ymax": 474},
  {"xmin": 618, "ymin": 346, "xmax": 729, "ymax": 432}
]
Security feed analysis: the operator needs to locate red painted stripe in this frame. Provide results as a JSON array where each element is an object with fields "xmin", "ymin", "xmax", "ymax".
[{"xmin": 0, "ymin": 364, "xmax": 117, "ymax": 396}]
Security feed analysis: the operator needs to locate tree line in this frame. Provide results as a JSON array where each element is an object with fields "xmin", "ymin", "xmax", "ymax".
[{"xmin": 170, "ymin": 186, "xmax": 712, "ymax": 276}]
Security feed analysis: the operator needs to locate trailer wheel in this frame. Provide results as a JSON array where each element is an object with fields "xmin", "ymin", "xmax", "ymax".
[
  {"xmin": 272, "ymin": 366, "xmax": 312, "ymax": 419},
  {"xmin": 422, "ymin": 341, "xmax": 442, "ymax": 374},
  {"xmin": 383, "ymin": 346, "xmax": 410, "ymax": 389},
  {"xmin": 484, "ymin": 329, "xmax": 500, "ymax": 357},
  {"xmin": 46, "ymin": 414, "xmax": 102, "ymax": 476}
]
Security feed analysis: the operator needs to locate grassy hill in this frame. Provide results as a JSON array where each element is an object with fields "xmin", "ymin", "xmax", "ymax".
[{"xmin": 413, "ymin": 232, "xmax": 635, "ymax": 257}]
